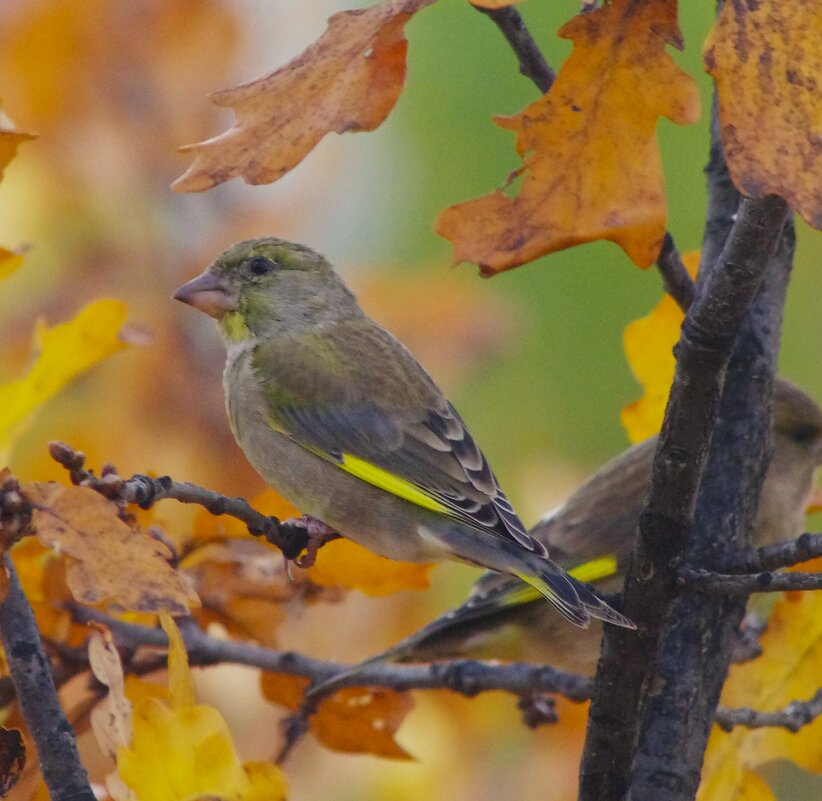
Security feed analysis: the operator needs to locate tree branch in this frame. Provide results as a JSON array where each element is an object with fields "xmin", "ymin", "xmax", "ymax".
[
  {"xmin": 475, "ymin": 6, "xmax": 555, "ymax": 93},
  {"xmin": 47, "ymin": 441, "xmax": 326, "ymax": 559},
  {"xmin": 680, "ymin": 567, "xmax": 822, "ymax": 594},
  {"xmin": 579, "ymin": 176, "xmax": 790, "ymax": 801},
  {"xmin": 715, "ymin": 689, "xmax": 822, "ymax": 733},
  {"xmin": 724, "ymin": 532, "xmax": 822, "ymax": 573},
  {"xmin": 0, "ymin": 557, "xmax": 96, "ymax": 801},
  {"xmin": 70, "ymin": 606, "xmax": 593, "ymax": 700},
  {"xmin": 656, "ymin": 232, "xmax": 696, "ymax": 311}
]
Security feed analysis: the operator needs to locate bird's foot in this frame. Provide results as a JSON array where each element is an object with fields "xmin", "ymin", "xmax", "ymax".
[{"xmin": 286, "ymin": 516, "xmax": 339, "ymax": 568}]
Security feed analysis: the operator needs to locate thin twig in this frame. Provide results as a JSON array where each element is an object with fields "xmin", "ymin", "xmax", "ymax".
[
  {"xmin": 48, "ymin": 441, "xmax": 330, "ymax": 559},
  {"xmin": 0, "ymin": 557, "xmax": 96, "ymax": 801},
  {"xmin": 475, "ymin": 6, "xmax": 555, "ymax": 93},
  {"xmin": 656, "ymin": 232, "xmax": 696, "ymax": 311},
  {"xmin": 716, "ymin": 688, "xmax": 822, "ymax": 733},
  {"xmin": 724, "ymin": 532, "xmax": 822, "ymax": 573},
  {"xmin": 680, "ymin": 568, "xmax": 822, "ymax": 594},
  {"xmin": 70, "ymin": 606, "xmax": 594, "ymax": 700}
]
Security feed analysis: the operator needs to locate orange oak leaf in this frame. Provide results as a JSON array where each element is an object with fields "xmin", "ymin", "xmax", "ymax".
[
  {"xmin": 173, "ymin": 0, "xmax": 436, "ymax": 192},
  {"xmin": 261, "ymin": 672, "xmax": 414, "ymax": 760},
  {"xmin": 704, "ymin": 0, "xmax": 822, "ymax": 229},
  {"xmin": 436, "ymin": 0, "xmax": 700, "ymax": 273},
  {"xmin": 22, "ymin": 483, "xmax": 199, "ymax": 614},
  {"xmin": 306, "ymin": 537, "xmax": 434, "ymax": 597}
]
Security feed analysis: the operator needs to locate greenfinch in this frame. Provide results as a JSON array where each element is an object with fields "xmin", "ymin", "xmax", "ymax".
[
  {"xmin": 174, "ymin": 238, "xmax": 632, "ymax": 630},
  {"xmin": 372, "ymin": 378, "xmax": 822, "ymax": 675}
]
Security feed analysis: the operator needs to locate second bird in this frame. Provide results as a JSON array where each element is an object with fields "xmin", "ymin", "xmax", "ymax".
[{"xmin": 174, "ymin": 237, "xmax": 633, "ymax": 630}]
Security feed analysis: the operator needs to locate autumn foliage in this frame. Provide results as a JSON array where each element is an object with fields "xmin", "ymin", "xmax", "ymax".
[{"xmin": 0, "ymin": 1, "xmax": 820, "ymax": 800}]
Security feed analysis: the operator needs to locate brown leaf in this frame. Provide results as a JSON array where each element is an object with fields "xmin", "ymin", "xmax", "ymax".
[
  {"xmin": 261, "ymin": 672, "xmax": 414, "ymax": 760},
  {"xmin": 0, "ymin": 727, "xmax": 25, "ymax": 796},
  {"xmin": 22, "ymin": 483, "xmax": 199, "ymax": 614},
  {"xmin": 172, "ymin": 0, "xmax": 436, "ymax": 192},
  {"xmin": 704, "ymin": 0, "xmax": 822, "ymax": 228},
  {"xmin": 436, "ymin": 0, "xmax": 700, "ymax": 272},
  {"xmin": 88, "ymin": 625, "xmax": 133, "ymax": 759}
]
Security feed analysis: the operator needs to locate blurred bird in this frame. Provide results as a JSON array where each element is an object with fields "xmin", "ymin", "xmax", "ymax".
[
  {"xmin": 358, "ymin": 378, "xmax": 822, "ymax": 676},
  {"xmin": 174, "ymin": 238, "xmax": 633, "ymax": 630}
]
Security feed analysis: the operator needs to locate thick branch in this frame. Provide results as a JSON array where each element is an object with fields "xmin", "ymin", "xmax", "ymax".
[
  {"xmin": 0, "ymin": 558, "xmax": 95, "ymax": 801},
  {"xmin": 619, "ymin": 102, "xmax": 795, "ymax": 801},
  {"xmin": 580, "ymin": 189, "xmax": 790, "ymax": 801},
  {"xmin": 681, "ymin": 568, "xmax": 822, "ymax": 594},
  {"xmin": 48, "ymin": 441, "xmax": 324, "ymax": 559}
]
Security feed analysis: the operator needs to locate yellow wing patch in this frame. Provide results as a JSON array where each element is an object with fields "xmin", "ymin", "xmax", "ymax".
[
  {"xmin": 339, "ymin": 453, "xmax": 450, "ymax": 516},
  {"xmin": 502, "ymin": 555, "xmax": 620, "ymax": 607}
]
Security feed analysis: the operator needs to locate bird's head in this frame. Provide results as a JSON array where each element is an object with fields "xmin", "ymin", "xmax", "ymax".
[{"xmin": 173, "ymin": 238, "xmax": 360, "ymax": 340}]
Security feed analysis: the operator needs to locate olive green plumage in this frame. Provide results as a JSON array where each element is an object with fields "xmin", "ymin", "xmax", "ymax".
[
  {"xmin": 376, "ymin": 378, "xmax": 822, "ymax": 675},
  {"xmin": 174, "ymin": 237, "xmax": 633, "ymax": 630}
]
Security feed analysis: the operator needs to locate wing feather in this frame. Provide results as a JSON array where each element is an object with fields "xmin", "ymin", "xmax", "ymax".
[{"xmin": 252, "ymin": 321, "xmax": 544, "ymax": 555}]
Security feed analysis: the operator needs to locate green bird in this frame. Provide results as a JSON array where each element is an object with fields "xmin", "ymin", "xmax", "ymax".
[
  {"xmin": 362, "ymin": 378, "xmax": 822, "ymax": 676},
  {"xmin": 174, "ymin": 237, "xmax": 633, "ymax": 630}
]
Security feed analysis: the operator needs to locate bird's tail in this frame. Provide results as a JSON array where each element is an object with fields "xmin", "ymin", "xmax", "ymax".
[
  {"xmin": 516, "ymin": 556, "xmax": 635, "ymax": 630},
  {"xmin": 309, "ymin": 554, "xmax": 631, "ymax": 701}
]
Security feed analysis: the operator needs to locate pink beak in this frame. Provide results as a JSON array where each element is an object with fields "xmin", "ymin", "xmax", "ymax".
[{"xmin": 173, "ymin": 271, "xmax": 237, "ymax": 319}]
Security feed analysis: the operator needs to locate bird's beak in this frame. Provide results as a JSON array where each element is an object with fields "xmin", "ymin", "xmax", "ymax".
[{"xmin": 173, "ymin": 271, "xmax": 238, "ymax": 319}]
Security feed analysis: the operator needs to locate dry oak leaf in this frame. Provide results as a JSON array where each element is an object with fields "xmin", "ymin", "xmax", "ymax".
[
  {"xmin": 704, "ymin": 0, "xmax": 822, "ymax": 229},
  {"xmin": 261, "ymin": 672, "xmax": 414, "ymax": 760},
  {"xmin": 698, "ymin": 558, "xmax": 822, "ymax": 801},
  {"xmin": 436, "ymin": 0, "xmax": 700, "ymax": 273},
  {"xmin": 621, "ymin": 251, "xmax": 700, "ymax": 442},
  {"xmin": 22, "ymin": 483, "xmax": 199, "ymax": 614},
  {"xmin": 306, "ymin": 537, "xmax": 434, "ymax": 597},
  {"xmin": 89, "ymin": 625, "xmax": 133, "ymax": 760},
  {"xmin": 173, "ymin": 0, "xmax": 436, "ymax": 192}
]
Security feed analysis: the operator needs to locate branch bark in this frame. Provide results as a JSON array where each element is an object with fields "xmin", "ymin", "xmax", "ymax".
[
  {"xmin": 578, "ymin": 93, "xmax": 791, "ymax": 798},
  {"xmin": 0, "ymin": 557, "xmax": 95, "ymax": 801}
]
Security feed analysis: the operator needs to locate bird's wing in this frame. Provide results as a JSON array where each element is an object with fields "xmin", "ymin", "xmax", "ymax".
[
  {"xmin": 532, "ymin": 437, "xmax": 657, "ymax": 569},
  {"xmin": 251, "ymin": 320, "xmax": 544, "ymax": 555}
]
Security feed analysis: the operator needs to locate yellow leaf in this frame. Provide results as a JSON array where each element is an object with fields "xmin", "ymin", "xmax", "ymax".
[
  {"xmin": 699, "ymin": 561, "xmax": 822, "ymax": 799},
  {"xmin": 0, "ymin": 127, "xmax": 35, "ymax": 180},
  {"xmin": 436, "ymin": 0, "xmax": 700, "ymax": 272},
  {"xmin": 704, "ymin": 0, "xmax": 822, "ymax": 229},
  {"xmin": 116, "ymin": 700, "xmax": 287, "ymax": 801},
  {"xmin": 160, "ymin": 614, "xmax": 196, "ymax": 709},
  {"xmin": 22, "ymin": 483, "xmax": 199, "ymax": 614},
  {"xmin": 173, "ymin": 0, "xmax": 436, "ymax": 192},
  {"xmin": 0, "ymin": 299, "xmax": 129, "ymax": 463},
  {"xmin": 0, "ymin": 247, "xmax": 24, "ymax": 282},
  {"xmin": 306, "ymin": 538, "xmax": 434, "ymax": 597},
  {"xmin": 621, "ymin": 251, "xmax": 700, "ymax": 442},
  {"xmin": 114, "ymin": 619, "xmax": 287, "ymax": 801},
  {"xmin": 261, "ymin": 672, "xmax": 414, "ymax": 760}
]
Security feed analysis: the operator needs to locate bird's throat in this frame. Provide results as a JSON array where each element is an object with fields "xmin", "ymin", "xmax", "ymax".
[{"xmin": 219, "ymin": 311, "xmax": 252, "ymax": 341}]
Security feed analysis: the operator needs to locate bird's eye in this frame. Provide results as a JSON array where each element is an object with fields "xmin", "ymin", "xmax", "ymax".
[
  {"xmin": 248, "ymin": 257, "xmax": 277, "ymax": 276},
  {"xmin": 789, "ymin": 424, "xmax": 821, "ymax": 445}
]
